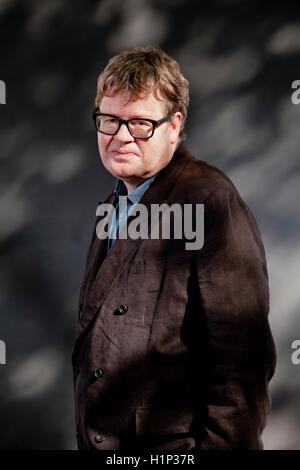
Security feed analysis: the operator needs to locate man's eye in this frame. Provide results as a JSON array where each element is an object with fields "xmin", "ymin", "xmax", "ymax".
[
  {"xmin": 103, "ymin": 118, "xmax": 117, "ymax": 123},
  {"xmin": 131, "ymin": 120, "xmax": 151, "ymax": 127}
]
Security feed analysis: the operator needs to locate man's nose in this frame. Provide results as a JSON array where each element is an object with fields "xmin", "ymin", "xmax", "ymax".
[{"xmin": 114, "ymin": 123, "xmax": 135, "ymax": 142}]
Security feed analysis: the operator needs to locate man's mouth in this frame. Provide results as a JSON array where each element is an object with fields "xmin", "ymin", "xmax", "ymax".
[{"xmin": 112, "ymin": 149, "xmax": 139, "ymax": 157}]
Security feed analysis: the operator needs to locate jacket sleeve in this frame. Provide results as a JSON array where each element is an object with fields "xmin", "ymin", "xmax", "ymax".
[{"xmin": 182, "ymin": 186, "xmax": 277, "ymax": 450}]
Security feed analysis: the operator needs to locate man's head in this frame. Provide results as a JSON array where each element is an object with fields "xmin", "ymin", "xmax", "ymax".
[{"xmin": 94, "ymin": 46, "xmax": 189, "ymax": 192}]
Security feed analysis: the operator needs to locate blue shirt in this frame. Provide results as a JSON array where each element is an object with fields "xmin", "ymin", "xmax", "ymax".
[{"xmin": 107, "ymin": 172, "xmax": 160, "ymax": 253}]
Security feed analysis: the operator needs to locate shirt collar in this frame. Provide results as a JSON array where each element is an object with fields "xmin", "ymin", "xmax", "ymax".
[{"xmin": 113, "ymin": 172, "xmax": 159, "ymax": 204}]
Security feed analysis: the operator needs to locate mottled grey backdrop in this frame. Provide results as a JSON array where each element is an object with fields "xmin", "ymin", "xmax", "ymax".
[{"xmin": 0, "ymin": 0, "xmax": 300, "ymax": 450}]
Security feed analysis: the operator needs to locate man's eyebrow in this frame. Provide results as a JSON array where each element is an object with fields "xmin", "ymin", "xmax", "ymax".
[{"xmin": 99, "ymin": 110, "xmax": 154, "ymax": 119}]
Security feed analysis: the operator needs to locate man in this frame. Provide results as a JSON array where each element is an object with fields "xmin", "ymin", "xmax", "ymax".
[{"xmin": 72, "ymin": 46, "xmax": 276, "ymax": 451}]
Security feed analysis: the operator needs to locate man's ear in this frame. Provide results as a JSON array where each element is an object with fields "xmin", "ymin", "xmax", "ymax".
[{"xmin": 170, "ymin": 111, "xmax": 182, "ymax": 144}]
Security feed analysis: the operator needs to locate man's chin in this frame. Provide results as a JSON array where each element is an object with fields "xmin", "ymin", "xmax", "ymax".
[{"xmin": 110, "ymin": 162, "xmax": 140, "ymax": 180}]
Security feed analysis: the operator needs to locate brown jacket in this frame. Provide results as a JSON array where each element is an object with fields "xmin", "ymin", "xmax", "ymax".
[{"xmin": 71, "ymin": 142, "xmax": 276, "ymax": 450}]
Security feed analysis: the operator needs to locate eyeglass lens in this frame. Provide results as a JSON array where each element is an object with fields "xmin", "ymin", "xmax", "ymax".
[{"xmin": 95, "ymin": 115, "xmax": 154, "ymax": 138}]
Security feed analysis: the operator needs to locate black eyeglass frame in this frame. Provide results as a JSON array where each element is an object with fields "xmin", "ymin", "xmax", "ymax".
[{"xmin": 92, "ymin": 108, "xmax": 173, "ymax": 139}]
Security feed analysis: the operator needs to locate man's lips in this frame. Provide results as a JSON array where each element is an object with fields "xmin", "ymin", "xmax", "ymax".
[{"xmin": 111, "ymin": 149, "xmax": 140, "ymax": 157}]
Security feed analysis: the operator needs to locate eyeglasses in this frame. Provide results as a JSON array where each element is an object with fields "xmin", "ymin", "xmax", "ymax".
[{"xmin": 92, "ymin": 108, "xmax": 173, "ymax": 139}]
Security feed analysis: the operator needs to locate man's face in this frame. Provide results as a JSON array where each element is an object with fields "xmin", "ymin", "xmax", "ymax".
[{"xmin": 97, "ymin": 90, "xmax": 181, "ymax": 191}]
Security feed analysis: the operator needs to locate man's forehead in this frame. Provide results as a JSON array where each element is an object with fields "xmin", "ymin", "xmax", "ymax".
[
  {"xmin": 103, "ymin": 87, "xmax": 161, "ymax": 103},
  {"xmin": 100, "ymin": 89, "xmax": 167, "ymax": 114}
]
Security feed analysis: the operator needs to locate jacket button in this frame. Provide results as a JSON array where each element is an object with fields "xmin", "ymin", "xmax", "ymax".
[
  {"xmin": 114, "ymin": 304, "xmax": 128, "ymax": 315},
  {"xmin": 74, "ymin": 366, "xmax": 79, "ymax": 377},
  {"xmin": 95, "ymin": 434, "xmax": 105, "ymax": 443},
  {"xmin": 93, "ymin": 368, "xmax": 104, "ymax": 379}
]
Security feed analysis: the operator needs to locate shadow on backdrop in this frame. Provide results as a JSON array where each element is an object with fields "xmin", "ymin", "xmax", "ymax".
[{"xmin": 0, "ymin": 0, "xmax": 300, "ymax": 449}]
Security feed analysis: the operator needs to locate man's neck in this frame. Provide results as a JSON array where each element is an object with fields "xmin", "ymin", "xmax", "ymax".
[{"xmin": 124, "ymin": 179, "xmax": 143, "ymax": 195}]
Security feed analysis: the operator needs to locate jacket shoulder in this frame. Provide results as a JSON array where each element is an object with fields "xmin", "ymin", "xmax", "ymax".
[{"xmin": 172, "ymin": 153, "xmax": 241, "ymax": 204}]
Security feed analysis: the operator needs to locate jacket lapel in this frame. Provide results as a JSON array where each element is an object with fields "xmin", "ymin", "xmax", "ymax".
[{"xmin": 79, "ymin": 190, "xmax": 118, "ymax": 310}]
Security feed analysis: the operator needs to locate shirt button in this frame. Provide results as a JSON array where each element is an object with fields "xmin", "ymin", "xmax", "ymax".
[
  {"xmin": 95, "ymin": 434, "xmax": 105, "ymax": 443},
  {"xmin": 93, "ymin": 368, "xmax": 104, "ymax": 379},
  {"xmin": 114, "ymin": 304, "xmax": 128, "ymax": 315}
]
